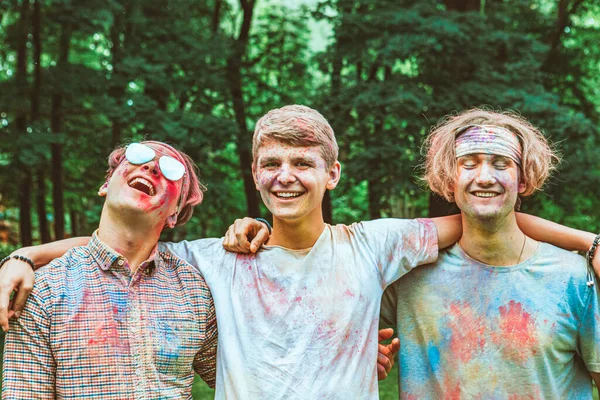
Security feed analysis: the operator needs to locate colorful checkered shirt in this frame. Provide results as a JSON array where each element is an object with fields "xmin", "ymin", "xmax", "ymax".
[{"xmin": 2, "ymin": 232, "xmax": 217, "ymax": 399}]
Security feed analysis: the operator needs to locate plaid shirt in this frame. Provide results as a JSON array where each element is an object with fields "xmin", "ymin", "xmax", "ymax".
[{"xmin": 2, "ymin": 232, "xmax": 217, "ymax": 399}]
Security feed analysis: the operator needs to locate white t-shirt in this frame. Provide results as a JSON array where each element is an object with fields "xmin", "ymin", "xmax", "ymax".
[{"xmin": 160, "ymin": 219, "xmax": 438, "ymax": 399}]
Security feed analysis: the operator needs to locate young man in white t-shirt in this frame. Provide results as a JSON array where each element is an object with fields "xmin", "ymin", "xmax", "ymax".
[{"xmin": 159, "ymin": 105, "xmax": 464, "ymax": 398}]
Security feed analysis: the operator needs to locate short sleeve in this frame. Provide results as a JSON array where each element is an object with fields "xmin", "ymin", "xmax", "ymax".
[
  {"xmin": 2, "ymin": 277, "xmax": 56, "ymax": 398},
  {"xmin": 578, "ymin": 272, "xmax": 600, "ymax": 373},
  {"xmin": 360, "ymin": 218, "xmax": 438, "ymax": 287},
  {"xmin": 159, "ymin": 238, "xmax": 224, "ymax": 275}
]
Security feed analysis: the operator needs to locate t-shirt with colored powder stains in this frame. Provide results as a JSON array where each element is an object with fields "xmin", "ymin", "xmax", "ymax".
[
  {"xmin": 380, "ymin": 242, "xmax": 600, "ymax": 399},
  {"xmin": 160, "ymin": 219, "xmax": 438, "ymax": 399}
]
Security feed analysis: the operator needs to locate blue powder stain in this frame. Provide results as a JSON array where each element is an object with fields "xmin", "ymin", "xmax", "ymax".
[
  {"xmin": 155, "ymin": 320, "xmax": 181, "ymax": 360},
  {"xmin": 427, "ymin": 342, "xmax": 440, "ymax": 373}
]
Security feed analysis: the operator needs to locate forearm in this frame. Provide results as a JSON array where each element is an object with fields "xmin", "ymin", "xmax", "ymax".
[
  {"xmin": 431, "ymin": 214, "xmax": 462, "ymax": 250},
  {"xmin": 516, "ymin": 213, "xmax": 595, "ymax": 252},
  {"xmin": 12, "ymin": 237, "xmax": 90, "ymax": 269}
]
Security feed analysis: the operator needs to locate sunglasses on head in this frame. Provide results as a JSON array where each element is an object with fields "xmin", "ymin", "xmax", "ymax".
[{"xmin": 124, "ymin": 143, "xmax": 186, "ymax": 182}]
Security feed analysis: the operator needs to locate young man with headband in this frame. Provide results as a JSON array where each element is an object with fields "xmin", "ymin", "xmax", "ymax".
[
  {"xmin": 2, "ymin": 141, "xmax": 218, "ymax": 398},
  {"xmin": 379, "ymin": 109, "xmax": 600, "ymax": 398}
]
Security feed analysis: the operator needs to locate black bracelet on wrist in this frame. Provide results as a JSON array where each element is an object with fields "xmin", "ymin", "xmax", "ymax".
[
  {"xmin": 255, "ymin": 218, "xmax": 272, "ymax": 234},
  {"xmin": 0, "ymin": 254, "xmax": 35, "ymax": 270},
  {"xmin": 588, "ymin": 233, "xmax": 600, "ymax": 263}
]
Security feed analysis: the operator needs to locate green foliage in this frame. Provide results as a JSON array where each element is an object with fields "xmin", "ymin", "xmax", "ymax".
[
  {"xmin": 0, "ymin": 0, "xmax": 598, "ymax": 239},
  {"xmin": 0, "ymin": 242, "xmax": 19, "ymax": 259}
]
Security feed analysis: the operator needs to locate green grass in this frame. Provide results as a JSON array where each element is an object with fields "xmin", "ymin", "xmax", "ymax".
[{"xmin": 191, "ymin": 365, "xmax": 400, "ymax": 399}]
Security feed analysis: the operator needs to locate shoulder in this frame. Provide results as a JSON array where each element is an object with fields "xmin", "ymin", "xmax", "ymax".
[
  {"xmin": 159, "ymin": 238, "xmax": 225, "ymax": 260},
  {"xmin": 35, "ymin": 245, "xmax": 93, "ymax": 284},
  {"xmin": 331, "ymin": 219, "xmax": 432, "ymax": 240},
  {"xmin": 534, "ymin": 242, "xmax": 588, "ymax": 274}
]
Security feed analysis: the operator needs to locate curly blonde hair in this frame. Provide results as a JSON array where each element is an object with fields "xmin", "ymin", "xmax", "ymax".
[{"xmin": 423, "ymin": 108, "xmax": 560, "ymax": 202}]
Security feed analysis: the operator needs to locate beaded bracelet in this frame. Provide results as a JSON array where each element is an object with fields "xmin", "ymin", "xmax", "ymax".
[
  {"xmin": 0, "ymin": 254, "xmax": 35, "ymax": 270},
  {"xmin": 587, "ymin": 233, "xmax": 600, "ymax": 265}
]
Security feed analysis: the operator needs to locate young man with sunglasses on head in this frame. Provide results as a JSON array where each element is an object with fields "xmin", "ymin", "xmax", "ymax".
[
  {"xmin": 379, "ymin": 109, "xmax": 600, "ymax": 398},
  {"xmin": 2, "ymin": 141, "xmax": 218, "ymax": 398}
]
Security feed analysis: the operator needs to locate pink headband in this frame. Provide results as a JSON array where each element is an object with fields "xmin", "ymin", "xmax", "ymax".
[{"xmin": 455, "ymin": 125, "xmax": 522, "ymax": 166}]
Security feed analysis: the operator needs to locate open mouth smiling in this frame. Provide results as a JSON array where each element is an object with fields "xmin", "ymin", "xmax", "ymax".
[
  {"xmin": 128, "ymin": 177, "xmax": 156, "ymax": 196},
  {"xmin": 471, "ymin": 191, "xmax": 500, "ymax": 198},
  {"xmin": 273, "ymin": 191, "xmax": 304, "ymax": 199}
]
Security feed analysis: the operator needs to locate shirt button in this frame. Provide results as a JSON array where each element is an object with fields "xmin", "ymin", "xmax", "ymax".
[
  {"xmin": 130, "ymin": 325, "xmax": 138, "ymax": 333},
  {"xmin": 135, "ymin": 368, "xmax": 143, "ymax": 376},
  {"xmin": 117, "ymin": 259, "xmax": 124, "ymax": 266}
]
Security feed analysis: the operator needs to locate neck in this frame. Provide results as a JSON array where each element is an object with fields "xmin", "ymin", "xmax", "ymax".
[
  {"xmin": 460, "ymin": 212, "xmax": 535, "ymax": 267},
  {"xmin": 97, "ymin": 205, "xmax": 164, "ymax": 271},
  {"xmin": 269, "ymin": 211, "xmax": 326, "ymax": 250}
]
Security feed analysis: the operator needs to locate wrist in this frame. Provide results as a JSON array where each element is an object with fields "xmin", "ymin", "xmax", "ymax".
[
  {"xmin": 1, "ymin": 254, "xmax": 35, "ymax": 270},
  {"xmin": 587, "ymin": 233, "xmax": 600, "ymax": 263},
  {"xmin": 255, "ymin": 218, "xmax": 272, "ymax": 235}
]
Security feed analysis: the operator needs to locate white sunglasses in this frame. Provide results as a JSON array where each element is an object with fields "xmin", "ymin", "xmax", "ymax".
[{"xmin": 124, "ymin": 143, "xmax": 186, "ymax": 182}]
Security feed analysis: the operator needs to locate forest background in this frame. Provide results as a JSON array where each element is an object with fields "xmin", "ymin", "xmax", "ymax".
[{"xmin": 0, "ymin": 0, "xmax": 599, "ymax": 398}]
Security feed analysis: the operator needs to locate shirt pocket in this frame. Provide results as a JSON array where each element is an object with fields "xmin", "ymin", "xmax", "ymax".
[{"xmin": 150, "ymin": 316, "xmax": 202, "ymax": 378}]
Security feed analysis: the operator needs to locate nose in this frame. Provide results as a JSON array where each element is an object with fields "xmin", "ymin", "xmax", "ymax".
[
  {"xmin": 475, "ymin": 163, "xmax": 495, "ymax": 186},
  {"xmin": 276, "ymin": 165, "xmax": 297, "ymax": 185},
  {"xmin": 142, "ymin": 160, "xmax": 160, "ymax": 177}
]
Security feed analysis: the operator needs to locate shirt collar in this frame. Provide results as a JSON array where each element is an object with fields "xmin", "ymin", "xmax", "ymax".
[{"xmin": 88, "ymin": 230, "xmax": 163, "ymax": 274}]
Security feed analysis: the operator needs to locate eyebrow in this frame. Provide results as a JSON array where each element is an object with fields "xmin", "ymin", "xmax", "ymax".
[{"xmin": 259, "ymin": 156, "xmax": 280, "ymax": 164}]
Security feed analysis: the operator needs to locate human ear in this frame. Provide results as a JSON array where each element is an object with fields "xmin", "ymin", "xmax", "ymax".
[
  {"xmin": 326, "ymin": 161, "xmax": 342, "ymax": 190},
  {"xmin": 98, "ymin": 182, "xmax": 108, "ymax": 197},
  {"xmin": 166, "ymin": 213, "xmax": 178, "ymax": 229}
]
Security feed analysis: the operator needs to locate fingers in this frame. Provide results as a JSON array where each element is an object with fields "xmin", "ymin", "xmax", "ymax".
[
  {"xmin": 0, "ymin": 262, "xmax": 35, "ymax": 332},
  {"xmin": 11, "ymin": 283, "xmax": 33, "ymax": 320},
  {"xmin": 377, "ymin": 362, "xmax": 387, "ymax": 381},
  {"xmin": 234, "ymin": 219, "xmax": 253, "ymax": 253},
  {"xmin": 389, "ymin": 337, "xmax": 400, "ymax": 356},
  {"xmin": 225, "ymin": 217, "xmax": 271, "ymax": 254},
  {"xmin": 378, "ymin": 348, "xmax": 392, "ymax": 371},
  {"xmin": 250, "ymin": 226, "xmax": 270, "ymax": 253},
  {"xmin": 378, "ymin": 327, "xmax": 393, "ymax": 341},
  {"xmin": 223, "ymin": 219, "xmax": 251, "ymax": 254}
]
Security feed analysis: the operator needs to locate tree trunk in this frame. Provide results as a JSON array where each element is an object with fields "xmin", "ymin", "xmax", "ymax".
[
  {"xmin": 443, "ymin": 0, "xmax": 480, "ymax": 11},
  {"xmin": 227, "ymin": 0, "xmax": 259, "ymax": 217},
  {"xmin": 69, "ymin": 208, "xmax": 78, "ymax": 237},
  {"xmin": 31, "ymin": 0, "xmax": 50, "ymax": 243},
  {"xmin": 109, "ymin": 5, "xmax": 125, "ymax": 148},
  {"xmin": 322, "ymin": 191, "xmax": 332, "ymax": 224},
  {"xmin": 36, "ymin": 168, "xmax": 51, "ymax": 242},
  {"xmin": 212, "ymin": 0, "xmax": 221, "ymax": 35},
  {"xmin": 50, "ymin": 22, "xmax": 72, "ymax": 240},
  {"xmin": 428, "ymin": 192, "xmax": 460, "ymax": 218},
  {"xmin": 16, "ymin": 0, "xmax": 32, "ymax": 246},
  {"xmin": 19, "ymin": 174, "xmax": 33, "ymax": 246}
]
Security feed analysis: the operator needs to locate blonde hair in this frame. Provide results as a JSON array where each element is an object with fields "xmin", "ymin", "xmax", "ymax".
[
  {"xmin": 252, "ymin": 105, "xmax": 339, "ymax": 167},
  {"xmin": 423, "ymin": 108, "xmax": 560, "ymax": 202}
]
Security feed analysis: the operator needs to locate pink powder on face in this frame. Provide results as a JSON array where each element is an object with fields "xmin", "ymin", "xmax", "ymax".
[{"xmin": 448, "ymin": 302, "xmax": 486, "ymax": 363}]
